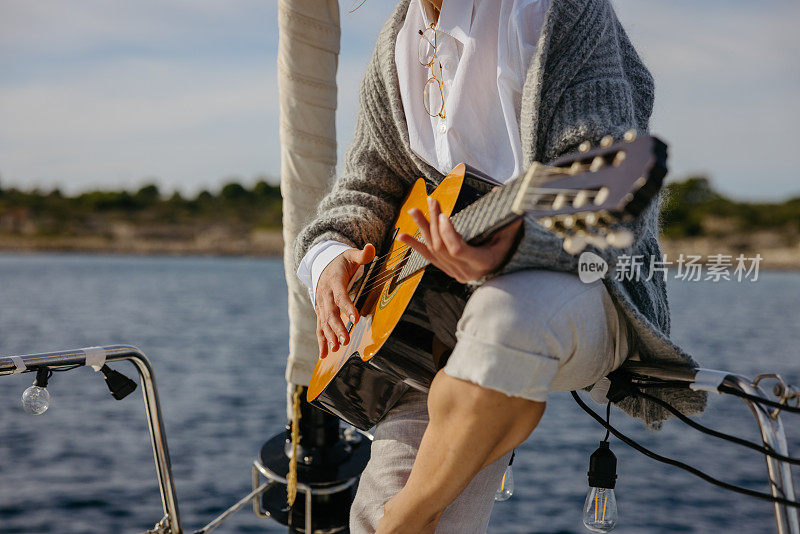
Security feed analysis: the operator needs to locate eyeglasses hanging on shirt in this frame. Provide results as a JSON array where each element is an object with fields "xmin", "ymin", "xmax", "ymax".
[{"xmin": 418, "ymin": 24, "xmax": 447, "ymax": 119}]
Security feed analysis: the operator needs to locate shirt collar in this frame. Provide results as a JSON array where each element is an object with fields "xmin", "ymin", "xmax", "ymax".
[{"xmin": 415, "ymin": 0, "xmax": 474, "ymax": 44}]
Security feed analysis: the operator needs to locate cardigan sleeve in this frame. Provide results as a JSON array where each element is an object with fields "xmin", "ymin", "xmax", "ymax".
[
  {"xmin": 292, "ymin": 57, "xmax": 416, "ymax": 272},
  {"xmin": 293, "ymin": 117, "xmax": 408, "ymax": 272}
]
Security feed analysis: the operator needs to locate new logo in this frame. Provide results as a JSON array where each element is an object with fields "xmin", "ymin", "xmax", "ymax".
[{"xmin": 578, "ymin": 252, "xmax": 608, "ymax": 283}]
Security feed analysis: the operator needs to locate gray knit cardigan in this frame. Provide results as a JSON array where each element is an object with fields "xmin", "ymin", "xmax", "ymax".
[{"xmin": 295, "ymin": 0, "xmax": 707, "ymax": 428}]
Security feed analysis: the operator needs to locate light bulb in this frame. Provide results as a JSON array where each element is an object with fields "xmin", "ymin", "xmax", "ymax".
[
  {"xmin": 494, "ymin": 465, "xmax": 514, "ymax": 501},
  {"xmin": 583, "ymin": 440, "xmax": 618, "ymax": 532},
  {"xmin": 582, "ymin": 486, "xmax": 617, "ymax": 532},
  {"xmin": 21, "ymin": 385, "xmax": 51, "ymax": 415}
]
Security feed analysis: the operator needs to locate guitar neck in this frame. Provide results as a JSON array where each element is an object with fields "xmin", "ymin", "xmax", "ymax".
[{"xmin": 399, "ymin": 177, "xmax": 524, "ymax": 280}]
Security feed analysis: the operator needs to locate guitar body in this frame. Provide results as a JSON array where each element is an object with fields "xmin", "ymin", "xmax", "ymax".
[{"xmin": 307, "ymin": 164, "xmax": 496, "ymax": 430}]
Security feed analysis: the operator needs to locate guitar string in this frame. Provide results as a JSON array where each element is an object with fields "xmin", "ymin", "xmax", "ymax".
[
  {"xmin": 350, "ymin": 186, "xmax": 607, "ymax": 297},
  {"xmin": 346, "ymin": 164, "xmax": 581, "ymax": 269},
  {"xmin": 360, "ymin": 181, "xmax": 599, "ymax": 274},
  {"xmin": 346, "ymin": 164, "xmax": 587, "ymax": 275},
  {"xmin": 362, "ymin": 183, "xmax": 603, "ymax": 283},
  {"xmin": 352, "ymin": 184, "xmax": 607, "ymax": 297}
]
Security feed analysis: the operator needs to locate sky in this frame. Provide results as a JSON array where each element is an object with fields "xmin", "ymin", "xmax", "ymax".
[{"xmin": 0, "ymin": 0, "xmax": 798, "ymax": 200}]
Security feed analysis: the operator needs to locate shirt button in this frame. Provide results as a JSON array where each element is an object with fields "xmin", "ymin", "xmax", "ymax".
[{"xmin": 438, "ymin": 122, "xmax": 447, "ymax": 134}]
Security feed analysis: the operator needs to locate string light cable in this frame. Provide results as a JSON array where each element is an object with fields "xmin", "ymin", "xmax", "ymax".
[
  {"xmin": 631, "ymin": 389, "xmax": 800, "ymax": 466},
  {"xmin": 617, "ymin": 378, "xmax": 800, "ymax": 415},
  {"xmin": 570, "ymin": 390, "xmax": 800, "ymax": 509},
  {"xmin": 717, "ymin": 385, "xmax": 800, "ymax": 414}
]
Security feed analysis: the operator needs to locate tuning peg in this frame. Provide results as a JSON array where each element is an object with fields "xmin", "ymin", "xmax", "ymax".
[
  {"xmin": 589, "ymin": 156, "xmax": 605, "ymax": 172},
  {"xmin": 585, "ymin": 234, "xmax": 610, "ymax": 250},
  {"xmin": 573, "ymin": 190, "xmax": 589, "ymax": 208},
  {"xmin": 552, "ymin": 194, "xmax": 566, "ymax": 210},
  {"xmin": 578, "ymin": 141, "xmax": 591, "ymax": 153},
  {"xmin": 623, "ymin": 130, "xmax": 637, "ymax": 142},
  {"xmin": 612, "ymin": 151, "xmax": 626, "ymax": 167},
  {"xmin": 562, "ymin": 215, "xmax": 576, "ymax": 228},
  {"xmin": 606, "ymin": 228, "xmax": 634, "ymax": 248},
  {"xmin": 600, "ymin": 135, "xmax": 613, "ymax": 148},
  {"xmin": 563, "ymin": 234, "xmax": 588, "ymax": 255},
  {"xmin": 570, "ymin": 161, "xmax": 582, "ymax": 174},
  {"xmin": 593, "ymin": 187, "xmax": 610, "ymax": 206}
]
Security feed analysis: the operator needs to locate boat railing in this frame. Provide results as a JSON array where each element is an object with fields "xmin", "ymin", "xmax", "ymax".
[
  {"xmin": 0, "ymin": 345, "xmax": 181, "ymax": 534},
  {"xmin": 1, "ymin": 348, "xmax": 797, "ymax": 533},
  {"xmin": 622, "ymin": 362, "xmax": 799, "ymax": 534}
]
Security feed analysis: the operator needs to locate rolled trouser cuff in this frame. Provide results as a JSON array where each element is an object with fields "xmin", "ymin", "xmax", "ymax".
[{"xmin": 443, "ymin": 332, "xmax": 559, "ymax": 403}]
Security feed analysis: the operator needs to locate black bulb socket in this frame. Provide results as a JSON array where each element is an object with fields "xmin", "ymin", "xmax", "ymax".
[
  {"xmin": 587, "ymin": 440, "xmax": 617, "ymax": 489},
  {"xmin": 100, "ymin": 364, "xmax": 137, "ymax": 400},
  {"xmin": 33, "ymin": 367, "xmax": 52, "ymax": 387}
]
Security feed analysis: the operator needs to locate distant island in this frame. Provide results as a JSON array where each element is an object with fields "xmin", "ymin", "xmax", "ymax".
[
  {"xmin": 0, "ymin": 179, "xmax": 284, "ymax": 256},
  {"xmin": 0, "ymin": 176, "xmax": 797, "ymax": 268}
]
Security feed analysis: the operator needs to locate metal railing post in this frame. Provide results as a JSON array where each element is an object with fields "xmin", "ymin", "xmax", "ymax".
[
  {"xmin": 0, "ymin": 345, "xmax": 182, "ymax": 534},
  {"xmin": 624, "ymin": 363, "xmax": 799, "ymax": 534},
  {"xmin": 724, "ymin": 375, "xmax": 799, "ymax": 534}
]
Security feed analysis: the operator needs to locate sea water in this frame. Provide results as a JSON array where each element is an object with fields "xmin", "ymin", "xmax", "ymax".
[{"xmin": 0, "ymin": 254, "xmax": 796, "ymax": 533}]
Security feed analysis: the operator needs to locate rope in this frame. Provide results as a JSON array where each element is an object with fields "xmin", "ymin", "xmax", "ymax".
[{"xmin": 286, "ymin": 384, "xmax": 302, "ymax": 507}]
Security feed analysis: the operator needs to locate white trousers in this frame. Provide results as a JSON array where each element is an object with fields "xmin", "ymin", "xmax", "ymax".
[{"xmin": 350, "ymin": 270, "xmax": 628, "ymax": 533}]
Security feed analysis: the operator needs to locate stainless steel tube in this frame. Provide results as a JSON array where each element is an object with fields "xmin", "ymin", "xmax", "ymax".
[
  {"xmin": 723, "ymin": 375, "xmax": 799, "ymax": 534},
  {"xmin": 0, "ymin": 345, "xmax": 182, "ymax": 534},
  {"xmin": 624, "ymin": 362, "xmax": 799, "ymax": 534}
]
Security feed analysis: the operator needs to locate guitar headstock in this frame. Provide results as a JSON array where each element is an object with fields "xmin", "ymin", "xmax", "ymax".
[{"xmin": 511, "ymin": 131, "xmax": 667, "ymax": 254}]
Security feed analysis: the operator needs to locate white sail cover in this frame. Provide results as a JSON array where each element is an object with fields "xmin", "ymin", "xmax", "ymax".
[{"xmin": 279, "ymin": 0, "xmax": 340, "ymax": 388}]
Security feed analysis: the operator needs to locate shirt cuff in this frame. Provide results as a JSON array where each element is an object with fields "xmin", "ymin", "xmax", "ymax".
[{"xmin": 296, "ymin": 240, "xmax": 354, "ymax": 307}]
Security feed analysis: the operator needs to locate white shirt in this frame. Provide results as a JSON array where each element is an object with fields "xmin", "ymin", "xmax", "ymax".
[{"xmin": 297, "ymin": 0, "xmax": 549, "ymax": 304}]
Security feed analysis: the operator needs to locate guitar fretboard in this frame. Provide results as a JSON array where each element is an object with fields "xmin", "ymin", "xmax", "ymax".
[{"xmin": 397, "ymin": 176, "xmax": 525, "ymax": 281}]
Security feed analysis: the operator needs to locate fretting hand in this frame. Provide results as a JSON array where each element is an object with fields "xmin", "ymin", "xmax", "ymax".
[
  {"xmin": 397, "ymin": 197, "xmax": 522, "ymax": 284},
  {"xmin": 314, "ymin": 243, "xmax": 375, "ymax": 358}
]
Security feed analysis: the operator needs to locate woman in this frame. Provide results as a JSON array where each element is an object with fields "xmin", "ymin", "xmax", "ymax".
[{"xmin": 296, "ymin": 0, "xmax": 706, "ymax": 532}]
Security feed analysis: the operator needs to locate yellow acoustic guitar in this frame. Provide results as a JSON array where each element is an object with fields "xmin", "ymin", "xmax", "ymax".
[{"xmin": 307, "ymin": 133, "xmax": 667, "ymax": 430}]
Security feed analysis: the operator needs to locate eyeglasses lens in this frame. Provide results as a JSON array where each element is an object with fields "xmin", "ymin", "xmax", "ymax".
[
  {"xmin": 418, "ymin": 28, "xmax": 437, "ymax": 66},
  {"xmin": 423, "ymin": 77, "xmax": 445, "ymax": 118}
]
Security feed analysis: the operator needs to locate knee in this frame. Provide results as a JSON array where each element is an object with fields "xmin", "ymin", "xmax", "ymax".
[{"xmin": 458, "ymin": 274, "xmax": 554, "ymax": 344}]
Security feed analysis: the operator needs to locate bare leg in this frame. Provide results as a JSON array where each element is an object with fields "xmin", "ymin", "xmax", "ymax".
[{"xmin": 376, "ymin": 371, "xmax": 546, "ymax": 534}]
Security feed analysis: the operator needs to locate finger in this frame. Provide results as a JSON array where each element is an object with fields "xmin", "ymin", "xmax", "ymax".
[
  {"xmin": 333, "ymin": 288, "xmax": 358, "ymax": 330},
  {"xmin": 436, "ymin": 213, "xmax": 490, "ymax": 279},
  {"xmin": 438, "ymin": 212, "xmax": 467, "ymax": 257},
  {"xmin": 398, "ymin": 232, "xmax": 434, "ymax": 263},
  {"xmin": 358, "ymin": 243, "xmax": 376, "ymax": 265},
  {"xmin": 316, "ymin": 317, "xmax": 328, "ymax": 358},
  {"xmin": 428, "ymin": 197, "xmax": 442, "ymax": 252},
  {"xmin": 399, "ymin": 231, "xmax": 467, "ymax": 282},
  {"xmin": 344, "ymin": 242, "xmax": 377, "ymax": 270},
  {"xmin": 408, "ymin": 207, "xmax": 432, "ymax": 246},
  {"xmin": 321, "ymin": 320, "xmax": 339, "ymax": 352},
  {"xmin": 322, "ymin": 293, "xmax": 348, "ymax": 347},
  {"xmin": 327, "ymin": 312, "xmax": 349, "ymax": 347}
]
